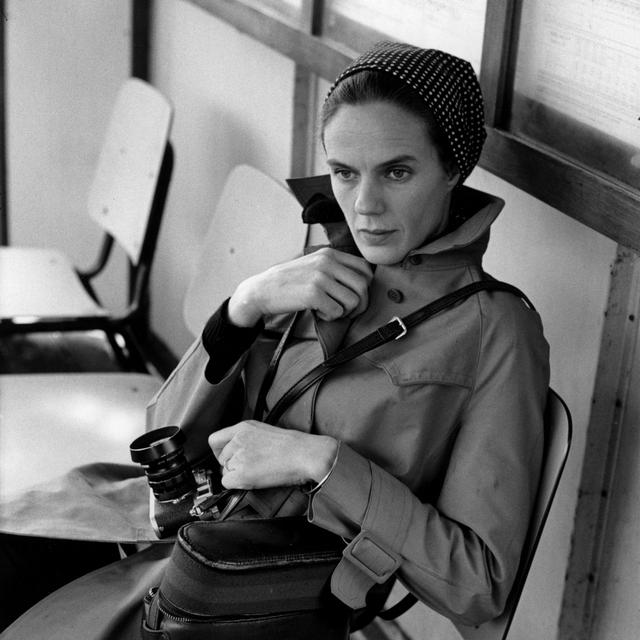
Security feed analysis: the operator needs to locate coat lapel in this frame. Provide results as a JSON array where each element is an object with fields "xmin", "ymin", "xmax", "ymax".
[{"xmin": 313, "ymin": 314, "xmax": 353, "ymax": 358}]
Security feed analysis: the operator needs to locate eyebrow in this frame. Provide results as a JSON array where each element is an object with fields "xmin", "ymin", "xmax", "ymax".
[{"xmin": 326, "ymin": 154, "xmax": 419, "ymax": 169}]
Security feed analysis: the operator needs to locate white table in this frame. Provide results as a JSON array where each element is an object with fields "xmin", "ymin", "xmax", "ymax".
[{"xmin": 0, "ymin": 373, "xmax": 162, "ymax": 499}]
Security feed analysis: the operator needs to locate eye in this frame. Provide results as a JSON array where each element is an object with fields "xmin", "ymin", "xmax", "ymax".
[
  {"xmin": 331, "ymin": 168, "xmax": 356, "ymax": 182},
  {"xmin": 386, "ymin": 167, "xmax": 411, "ymax": 181}
]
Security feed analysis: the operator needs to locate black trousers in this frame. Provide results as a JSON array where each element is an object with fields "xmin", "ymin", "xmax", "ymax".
[{"xmin": 0, "ymin": 533, "xmax": 120, "ymax": 631}]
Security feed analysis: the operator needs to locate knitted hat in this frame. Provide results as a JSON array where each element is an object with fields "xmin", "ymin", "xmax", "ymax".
[{"xmin": 327, "ymin": 42, "xmax": 486, "ymax": 183}]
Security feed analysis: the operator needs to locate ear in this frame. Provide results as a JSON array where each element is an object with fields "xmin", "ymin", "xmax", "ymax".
[{"xmin": 446, "ymin": 170, "xmax": 460, "ymax": 191}]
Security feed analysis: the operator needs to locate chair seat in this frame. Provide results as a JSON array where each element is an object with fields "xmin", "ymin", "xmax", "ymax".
[
  {"xmin": 0, "ymin": 373, "xmax": 162, "ymax": 499},
  {"xmin": 0, "ymin": 247, "xmax": 106, "ymax": 320}
]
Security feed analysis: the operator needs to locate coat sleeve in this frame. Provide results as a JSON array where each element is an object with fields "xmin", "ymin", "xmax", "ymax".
[
  {"xmin": 308, "ymin": 299, "xmax": 549, "ymax": 626},
  {"xmin": 146, "ymin": 337, "xmax": 248, "ymax": 464}
]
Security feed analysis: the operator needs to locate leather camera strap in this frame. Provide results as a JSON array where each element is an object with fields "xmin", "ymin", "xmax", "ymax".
[{"xmin": 263, "ymin": 279, "xmax": 532, "ymax": 425}]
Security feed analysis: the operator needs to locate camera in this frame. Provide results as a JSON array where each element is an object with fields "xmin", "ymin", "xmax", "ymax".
[{"xmin": 130, "ymin": 425, "xmax": 235, "ymax": 538}]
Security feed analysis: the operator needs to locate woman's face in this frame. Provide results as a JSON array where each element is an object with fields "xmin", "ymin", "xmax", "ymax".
[{"xmin": 323, "ymin": 101, "xmax": 458, "ymax": 265}]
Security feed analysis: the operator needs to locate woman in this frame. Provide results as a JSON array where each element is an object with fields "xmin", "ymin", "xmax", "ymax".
[
  {"xmin": 150, "ymin": 41, "xmax": 549, "ymax": 622},
  {"xmin": 2, "ymin": 41, "xmax": 549, "ymax": 637}
]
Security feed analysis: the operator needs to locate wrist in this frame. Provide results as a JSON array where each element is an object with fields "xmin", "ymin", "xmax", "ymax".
[
  {"xmin": 306, "ymin": 436, "xmax": 339, "ymax": 484},
  {"xmin": 228, "ymin": 278, "xmax": 263, "ymax": 327}
]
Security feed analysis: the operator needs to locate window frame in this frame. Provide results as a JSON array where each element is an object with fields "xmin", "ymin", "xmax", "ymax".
[{"xmin": 187, "ymin": 0, "xmax": 640, "ymax": 252}]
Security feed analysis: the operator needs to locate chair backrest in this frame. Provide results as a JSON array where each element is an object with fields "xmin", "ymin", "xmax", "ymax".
[
  {"xmin": 183, "ymin": 165, "xmax": 309, "ymax": 337},
  {"xmin": 88, "ymin": 78, "xmax": 173, "ymax": 265},
  {"xmin": 455, "ymin": 388, "xmax": 572, "ymax": 640}
]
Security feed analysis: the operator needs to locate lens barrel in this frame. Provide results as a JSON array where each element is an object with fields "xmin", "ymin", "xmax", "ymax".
[{"xmin": 130, "ymin": 426, "xmax": 196, "ymax": 502}]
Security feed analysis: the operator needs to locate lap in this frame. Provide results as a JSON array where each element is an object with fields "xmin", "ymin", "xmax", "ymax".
[{"xmin": 0, "ymin": 542, "xmax": 171, "ymax": 640}]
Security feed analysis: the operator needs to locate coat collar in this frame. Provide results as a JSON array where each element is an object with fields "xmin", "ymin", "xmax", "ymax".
[
  {"xmin": 287, "ymin": 174, "xmax": 504, "ymax": 262},
  {"xmin": 286, "ymin": 175, "xmax": 504, "ymax": 355},
  {"xmin": 410, "ymin": 185, "xmax": 504, "ymax": 257}
]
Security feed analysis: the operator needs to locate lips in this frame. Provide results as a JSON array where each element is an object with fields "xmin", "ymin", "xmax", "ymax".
[{"xmin": 358, "ymin": 229, "xmax": 396, "ymax": 245}]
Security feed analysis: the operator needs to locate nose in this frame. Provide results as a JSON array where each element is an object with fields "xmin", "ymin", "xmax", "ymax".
[{"xmin": 354, "ymin": 177, "xmax": 384, "ymax": 216}]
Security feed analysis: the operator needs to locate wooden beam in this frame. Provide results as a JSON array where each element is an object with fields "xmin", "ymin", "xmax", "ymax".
[
  {"xmin": 0, "ymin": 0, "xmax": 7, "ymax": 245},
  {"xmin": 557, "ymin": 247, "xmax": 640, "ymax": 639},
  {"xmin": 131, "ymin": 0, "xmax": 151, "ymax": 81},
  {"xmin": 480, "ymin": 128, "xmax": 640, "ymax": 253},
  {"xmin": 289, "ymin": 0, "xmax": 324, "ymax": 178},
  {"xmin": 290, "ymin": 67, "xmax": 317, "ymax": 178},
  {"xmin": 479, "ymin": 0, "xmax": 519, "ymax": 127}
]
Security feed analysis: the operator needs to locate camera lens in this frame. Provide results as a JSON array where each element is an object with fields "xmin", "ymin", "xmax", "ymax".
[{"xmin": 130, "ymin": 426, "xmax": 196, "ymax": 502}]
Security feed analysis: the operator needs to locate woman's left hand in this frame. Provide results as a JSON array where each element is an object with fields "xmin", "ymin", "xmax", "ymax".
[{"xmin": 208, "ymin": 421, "xmax": 338, "ymax": 490}]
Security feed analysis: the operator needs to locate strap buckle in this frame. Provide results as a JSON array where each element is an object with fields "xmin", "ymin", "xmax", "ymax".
[
  {"xmin": 342, "ymin": 531, "xmax": 401, "ymax": 584},
  {"xmin": 390, "ymin": 316, "xmax": 408, "ymax": 340}
]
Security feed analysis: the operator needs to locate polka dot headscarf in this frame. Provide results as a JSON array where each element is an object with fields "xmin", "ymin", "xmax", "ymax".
[{"xmin": 327, "ymin": 41, "xmax": 487, "ymax": 183}]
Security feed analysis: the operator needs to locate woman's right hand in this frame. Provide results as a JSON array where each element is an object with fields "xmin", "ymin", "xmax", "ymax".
[{"xmin": 227, "ymin": 247, "xmax": 373, "ymax": 326}]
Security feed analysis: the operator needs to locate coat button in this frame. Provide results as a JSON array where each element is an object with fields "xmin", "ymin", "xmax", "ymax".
[
  {"xmin": 408, "ymin": 255, "xmax": 422, "ymax": 265},
  {"xmin": 387, "ymin": 288, "xmax": 404, "ymax": 303}
]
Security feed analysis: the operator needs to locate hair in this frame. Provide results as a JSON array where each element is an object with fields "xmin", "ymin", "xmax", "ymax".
[{"xmin": 320, "ymin": 70, "xmax": 459, "ymax": 178}]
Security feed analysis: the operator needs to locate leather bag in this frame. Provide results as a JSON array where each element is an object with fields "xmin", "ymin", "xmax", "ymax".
[{"xmin": 141, "ymin": 518, "xmax": 351, "ymax": 639}]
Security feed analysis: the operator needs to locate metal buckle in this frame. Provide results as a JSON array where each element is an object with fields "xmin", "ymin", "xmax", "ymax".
[
  {"xmin": 390, "ymin": 316, "xmax": 408, "ymax": 340},
  {"xmin": 189, "ymin": 489, "xmax": 246, "ymax": 521}
]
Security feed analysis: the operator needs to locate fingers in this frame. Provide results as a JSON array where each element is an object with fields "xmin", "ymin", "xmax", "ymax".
[
  {"xmin": 307, "ymin": 272, "xmax": 361, "ymax": 321},
  {"xmin": 314, "ymin": 247, "xmax": 373, "ymax": 283},
  {"xmin": 207, "ymin": 421, "xmax": 319, "ymax": 490},
  {"xmin": 208, "ymin": 426, "xmax": 240, "ymax": 463},
  {"xmin": 229, "ymin": 247, "xmax": 373, "ymax": 324},
  {"xmin": 305, "ymin": 249, "xmax": 372, "ymax": 320},
  {"xmin": 208, "ymin": 421, "xmax": 266, "ymax": 469}
]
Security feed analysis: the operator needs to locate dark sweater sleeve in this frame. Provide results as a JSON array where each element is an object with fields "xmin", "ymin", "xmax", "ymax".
[{"xmin": 201, "ymin": 298, "xmax": 264, "ymax": 383}]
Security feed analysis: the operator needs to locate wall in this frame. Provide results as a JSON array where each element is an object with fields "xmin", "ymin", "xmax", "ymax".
[
  {"xmin": 5, "ymin": 0, "xmax": 130, "ymax": 312},
  {"xmin": 148, "ymin": 0, "xmax": 295, "ymax": 354}
]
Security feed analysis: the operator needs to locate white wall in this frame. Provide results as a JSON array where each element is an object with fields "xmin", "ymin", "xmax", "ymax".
[
  {"xmin": 5, "ymin": 0, "xmax": 130, "ymax": 312},
  {"xmin": 148, "ymin": 0, "xmax": 295, "ymax": 354}
]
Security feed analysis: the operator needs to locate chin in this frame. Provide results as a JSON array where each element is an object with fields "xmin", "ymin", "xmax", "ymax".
[{"xmin": 360, "ymin": 246, "xmax": 405, "ymax": 266}]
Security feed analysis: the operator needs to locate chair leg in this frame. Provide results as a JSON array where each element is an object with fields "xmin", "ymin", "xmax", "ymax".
[
  {"xmin": 103, "ymin": 329, "xmax": 149, "ymax": 373},
  {"xmin": 121, "ymin": 326, "xmax": 153, "ymax": 373}
]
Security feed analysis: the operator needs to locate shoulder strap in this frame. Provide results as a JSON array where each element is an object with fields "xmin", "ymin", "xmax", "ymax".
[{"xmin": 264, "ymin": 280, "xmax": 532, "ymax": 425}]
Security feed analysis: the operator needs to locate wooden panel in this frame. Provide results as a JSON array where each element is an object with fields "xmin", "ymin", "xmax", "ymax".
[
  {"xmin": 589, "ymin": 301, "xmax": 640, "ymax": 638},
  {"xmin": 131, "ymin": 0, "xmax": 151, "ymax": 80},
  {"xmin": 557, "ymin": 247, "xmax": 640, "ymax": 639},
  {"xmin": 479, "ymin": 0, "xmax": 518, "ymax": 127},
  {"xmin": 289, "ymin": 0, "xmax": 323, "ymax": 177},
  {"xmin": 0, "ymin": 0, "xmax": 6, "ymax": 245},
  {"xmin": 480, "ymin": 129, "xmax": 640, "ymax": 253}
]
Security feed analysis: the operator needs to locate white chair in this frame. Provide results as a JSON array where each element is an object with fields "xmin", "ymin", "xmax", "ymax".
[
  {"xmin": 0, "ymin": 165, "xmax": 307, "ymax": 499},
  {"xmin": 0, "ymin": 78, "xmax": 174, "ymax": 372},
  {"xmin": 359, "ymin": 388, "xmax": 572, "ymax": 640}
]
